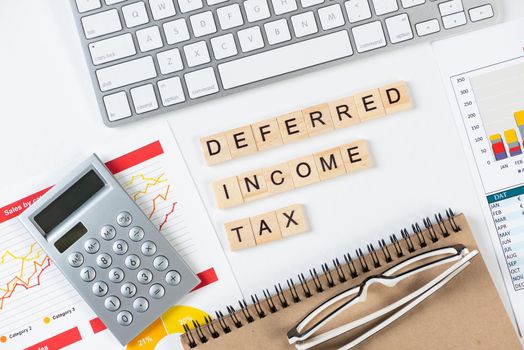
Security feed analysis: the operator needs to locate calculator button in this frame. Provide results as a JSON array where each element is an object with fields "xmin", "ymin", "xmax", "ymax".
[
  {"xmin": 68, "ymin": 252, "xmax": 84, "ymax": 267},
  {"xmin": 96, "ymin": 253, "xmax": 112, "ymax": 268},
  {"xmin": 109, "ymin": 268, "xmax": 125, "ymax": 283},
  {"xmin": 129, "ymin": 226, "xmax": 145, "ymax": 242},
  {"xmin": 113, "ymin": 240, "xmax": 129, "ymax": 255},
  {"xmin": 84, "ymin": 238, "xmax": 100, "ymax": 254},
  {"xmin": 125, "ymin": 254, "xmax": 141, "ymax": 270},
  {"xmin": 121, "ymin": 282, "xmax": 137, "ymax": 298},
  {"xmin": 141, "ymin": 241, "xmax": 157, "ymax": 256},
  {"xmin": 117, "ymin": 211, "xmax": 133, "ymax": 227},
  {"xmin": 133, "ymin": 297, "xmax": 149, "ymax": 313},
  {"xmin": 80, "ymin": 266, "xmax": 96, "ymax": 282},
  {"xmin": 117, "ymin": 311, "xmax": 133, "ymax": 326},
  {"xmin": 153, "ymin": 256, "xmax": 169, "ymax": 271},
  {"xmin": 92, "ymin": 281, "xmax": 109, "ymax": 296},
  {"xmin": 149, "ymin": 284, "xmax": 165, "ymax": 299},
  {"xmin": 166, "ymin": 270, "xmax": 181, "ymax": 286},
  {"xmin": 137, "ymin": 269, "xmax": 153, "ymax": 284},
  {"xmin": 100, "ymin": 225, "xmax": 116, "ymax": 240},
  {"xmin": 104, "ymin": 296, "xmax": 121, "ymax": 311}
]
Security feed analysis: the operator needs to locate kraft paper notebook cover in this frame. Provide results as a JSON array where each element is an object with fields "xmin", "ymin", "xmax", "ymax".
[{"xmin": 181, "ymin": 211, "xmax": 521, "ymax": 350}]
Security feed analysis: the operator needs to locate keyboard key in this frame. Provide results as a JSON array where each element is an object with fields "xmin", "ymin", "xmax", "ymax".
[
  {"xmin": 128, "ymin": 226, "xmax": 144, "ymax": 241},
  {"xmin": 291, "ymin": 11, "xmax": 318, "ymax": 38},
  {"xmin": 318, "ymin": 4, "xmax": 345, "ymax": 30},
  {"xmin": 105, "ymin": 0, "xmax": 125, "ymax": 4},
  {"xmin": 271, "ymin": 0, "xmax": 297, "ymax": 14},
  {"xmin": 244, "ymin": 0, "xmax": 271, "ymax": 22},
  {"xmin": 125, "ymin": 255, "xmax": 141, "ymax": 270},
  {"xmin": 121, "ymin": 283, "xmax": 137, "ymax": 298},
  {"xmin": 122, "ymin": 2, "xmax": 149, "ymax": 27},
  {"xmin": 149, "ymin": 0, "xmax": 177, "ymax": 20},
  {"xmin": 89, "ymin": 34, "xmax": 136, "ymax": 66},
  {"xmin": 137, "ymin": 269, "xmax": 153, "ymax": 284},
  {"xmin": 109, "ymin": 268, "xmax": 125, "ymax": 283},
  {"xmin": 469, "ymin": 4, "xmax": 493, "ymax": 22},
  {"xmin": 163, "ymin": 18, "xmax": 191, "ymax": 44},
  {"xmin": 184, "ymin": 67, "xmax": 219, "ymax": 98},
  {"xmin": 80, "ymin": 267, "xmax": 96, "ymax": 282},
  {"xmin": 104, "ymin": 296, "xmax": 121, "ymax": 311},
  {"xmin": 133, "ymin": 297, "xmax": 149, "ymax": 312},
  {"xmin": 100, "ymin": 225, "xmax": 116, "ymax": 240},
  {"xmin": 68, "ymin": 252, "xmax": 84, "ymax": 267},
  {"xmin": 439, "ymin": 0, "xmax": 463, "ymax": 16},
  {"xmin": 84, "ymin": 238, "xmax": 100, "ymax": 254},
  {"xmin": 117, "ymin": 311, "xmax": 133, "ymax": 326},
  {"xmin": 217, "ymin": 4, "xmax": 244, "ymax": 30},
  {"xmin": 385, "ymin": 13, "xmax": 413, "ymax": 44},
  {"xmin": 372, "ymin": 0, "xmax": 398, "ymax": 15},
  {"xmin": 344, "ymin": 0, "xmax": 371, "ymax": 23},
  {"xmin": 178, "ymin": 0, "xmax": 203, "ymax": 13},
  {"xmin": 81, "ymin": 9, "xmax": 122, "ymax": 39},
  {"xmin": 300, "ymin": 0, "xmax": 323, "ymax": 7},
  {"xmin": 131, "ymin": 84, "xmax": 159, "ymax": 114},
  {"xmin": 96, "ymin": 253, "xmax": 112, "ymax": 268},
  {"xmin": 103, "ymin": 92, "xmax": 132, "ymax": 121},
  {"xmin": 149, "ymin": 284, "xmax": 165, "ymax": 299},
  {"xmin": 136, "ymin": 26, "xmax": 163, "ymax": 52},
  {"xmin": 153, "ymin": 256, "xmax": 169, "ymax": 271},
  {"xmin": 401, "ymin": 0, "xmax": 424, "ymax": 8},
  {"xmin": 415, "ymin": 19, "xmax": 440, "ymax": 36},
  {"xmin": 442, "ymin": 12, "xmax": 466, "ymax": 29},
  {"xmin": 117, "ymin": 211, "xmax": 133, "ymax": 227},
  {"xmin": 190, "ymin": 11, "xmax": 217, "ymax": 37},
  {"xmin": 238, "ymin": 26, "xmax": 264, "ymax": 52},
  {"xmin": 92, "ymin": 281, "xmax": 109, "ymax": 297},
  {"xmin": 184, "ymin": 41, "xmax": 211, "ymax": 67},
  {"xmin": 141, "ymin": 241, "xmax": 157, "ymax": 256},
  {"xmin": 211, "ymin": 33, "xmax": 238, "ymax": 59},
  {"xmin": 157, "ymin": 48, "xmax": 184, "ymax": 74},
  {"xmin": 166, "ymin": 270, "xmax": 182, "ymax": 286},
  {"xmin": 264, "ymin": 19, "xmax": 291, "ymax": 45},
  {"xmin": 76, "ymin": 0, "xmax": 101, "ymax": 13},
  {"xmin": 207, "ymin": 0, "xmax": 227, "ymax": 4},
  {"xmin": 112, "ymin": 240, "xmax": 128, "ymax": 255},
  {"xmin": 352, "ymin": 20, "xmax": 386, "ymax": 52},
  {"xmin": 218, "ymin": 30, "xmax": 352, "ymax": 89},
  {"xmin": 96, "ymin": 56, "xmax": 157, "ymax": 91},
  {"xmin": 158, "ymin": 77, "xmax": 186, "ymax": 106}
]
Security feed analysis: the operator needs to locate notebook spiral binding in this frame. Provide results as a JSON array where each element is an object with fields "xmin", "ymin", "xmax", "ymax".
[{"xmin": 183, "ymin": 209, "xmax": 461, "ymax": 348}]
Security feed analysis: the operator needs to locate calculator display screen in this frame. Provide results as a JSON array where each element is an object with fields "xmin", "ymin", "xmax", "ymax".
[
  {"xmin": 34, "ymin": 170, "xmax": 105, "ymax": 234},
  {"xmin": 54, "ymin": 222, "xmax": 88, "ymax": 253}
]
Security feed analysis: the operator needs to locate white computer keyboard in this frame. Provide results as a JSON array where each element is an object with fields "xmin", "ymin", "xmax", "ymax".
[{"xmin": 71, "ymin": 0, "xmax": 499, "ymax": 126}]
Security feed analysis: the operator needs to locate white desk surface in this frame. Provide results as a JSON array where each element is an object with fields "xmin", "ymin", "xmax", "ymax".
[{"xmin": 2, "ymin": 0, "xmax": 524, "ymax": 331}]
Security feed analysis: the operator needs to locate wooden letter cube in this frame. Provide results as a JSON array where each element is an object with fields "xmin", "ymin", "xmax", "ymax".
[
  {"xmin": 237, "ymin": 169, "xmax": 269, "ymax": 202},
  {"xmin": 212, "ymin": 176, "xmax": 244, "ymax": 209},
  {"xmin": 354, "ymin": 89, "xmax": 386, "ymax": 121},
  {"xmin": 328, "ymin": 96, "xmax": 361, "ymax": 129},
  {"xmin": 225, "ymin": 218, "xmax": 257, "ymax": 251},
  {"xmin": 379, "ymin": 81, "xmax": 413, "ymax": 114},
  {"xmin": 251, "ymin": 211, "xmax": 282, "ymax": 245},
  {"xmin": 225, "ymin": 125, "xmax": 258, "ymax": 158},
  {"xmin": 276, "ymin": 204, "xmax": 309, "ymax": 238},
  {"xmin": 288, "ymin": 156, "xmax": 320, "ymax": 188},
  {"xmin": 277, "ymin": 111, "xmax": 308, "ymax": 144},
  {"xmin": 252, "ymin": 118, "xmax": 283, "ymax": 151},
  {"xmin": 340, "ymin": 140, "xmax": 373, "ymax": 173},
  {"xmin": 302, "ymin": 103, "xmax": 334, "ymax": 136},
  {"xmin": 313, "ymin": 147, "xmax": 346, "ymax": 181},
  {"xmin": 200, "ymin": 132, "xmax": 232, "ymax": 166},
  {"xmin": 263, "ymin": 162, "xmax": 295, "ymax": 195}
]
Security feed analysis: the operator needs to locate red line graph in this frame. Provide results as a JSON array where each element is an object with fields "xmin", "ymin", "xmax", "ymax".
[
  {"xmin": 159, "ymin": 202, "xmax": 177, "ymax": 231},
  {"xmin": 148, "ymin": 185, "xmax": 170, "ymax": 219},
  {"xmin": 0, "ymin": 256, "xmax": 51, "ymax": 310}
]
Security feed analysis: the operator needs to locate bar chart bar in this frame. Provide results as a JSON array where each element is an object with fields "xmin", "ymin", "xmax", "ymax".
[
  {"xmin": 515, "ymin": 110, "xmax": 524, "ymax": 146},
  {"xmin": 504, "ymin": 129, "xmax": 522, "ymax": 157},
  {"xmin": 490, "ymin": 134, "xmax": 508, "ymax": 160}
]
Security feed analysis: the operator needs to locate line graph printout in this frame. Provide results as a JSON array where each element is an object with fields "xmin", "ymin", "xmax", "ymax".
[
  {"xmin": 434, "ymin": 19, "xmax": 524, "ymax": 332},
  {"xmin": 0, "ymin": 132, "xmax": 240, "ymax": 349}
]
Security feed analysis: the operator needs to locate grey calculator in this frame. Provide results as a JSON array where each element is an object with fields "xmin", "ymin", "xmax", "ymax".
[{"xmin": 19, "ymin": 154, "xmax": 200, "ymax": 345}]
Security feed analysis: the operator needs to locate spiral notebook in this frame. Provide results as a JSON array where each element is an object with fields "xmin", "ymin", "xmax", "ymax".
[{"xmin": 182, "ymin": 211, "xmax": 521, "ymax": 350}]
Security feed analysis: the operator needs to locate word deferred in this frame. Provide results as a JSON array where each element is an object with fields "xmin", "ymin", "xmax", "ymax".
[
  {"xmin": 225, "ymin": 204, "xmax": 309, "ymax": 251},
  {"xmin": 201, "ymin": 81, "xmax": 411, "ymax": 165},
  {"xmin": 213, "ymin": 140, "xmax": 372, "ymax": 209}
]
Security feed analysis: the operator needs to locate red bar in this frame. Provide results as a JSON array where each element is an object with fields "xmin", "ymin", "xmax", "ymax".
[
  {"xmin": 192, "ymin": 268, "xmax": 219, "ymax": 292},
  {"xmin": 492, "ymin": 141, "xmax": 506, "ymax": 154},
  {"xmin": 0, "ymin": 187, "xmax": 51, "ymax": 224},
  {"xmin": 25, "ymin": 327, "xmax": 82, "ymax": 350},
  {"xmin": 89, "ymin": 317, "xmax": 107, "ymax": 334},
  {"xmin": 105, "ymin": 141, "xmax": 164, "ymax": 174}
]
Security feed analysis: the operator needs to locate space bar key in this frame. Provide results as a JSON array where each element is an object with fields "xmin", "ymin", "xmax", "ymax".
[{"xmin": 218, "ymin": 31, "xmax": 353, "ymax": 90}]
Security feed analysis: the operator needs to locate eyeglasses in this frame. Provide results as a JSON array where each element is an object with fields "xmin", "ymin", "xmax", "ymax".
[{"xmin": 287, "ymin": 244, "xmax": 478, "ymax": 350}]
